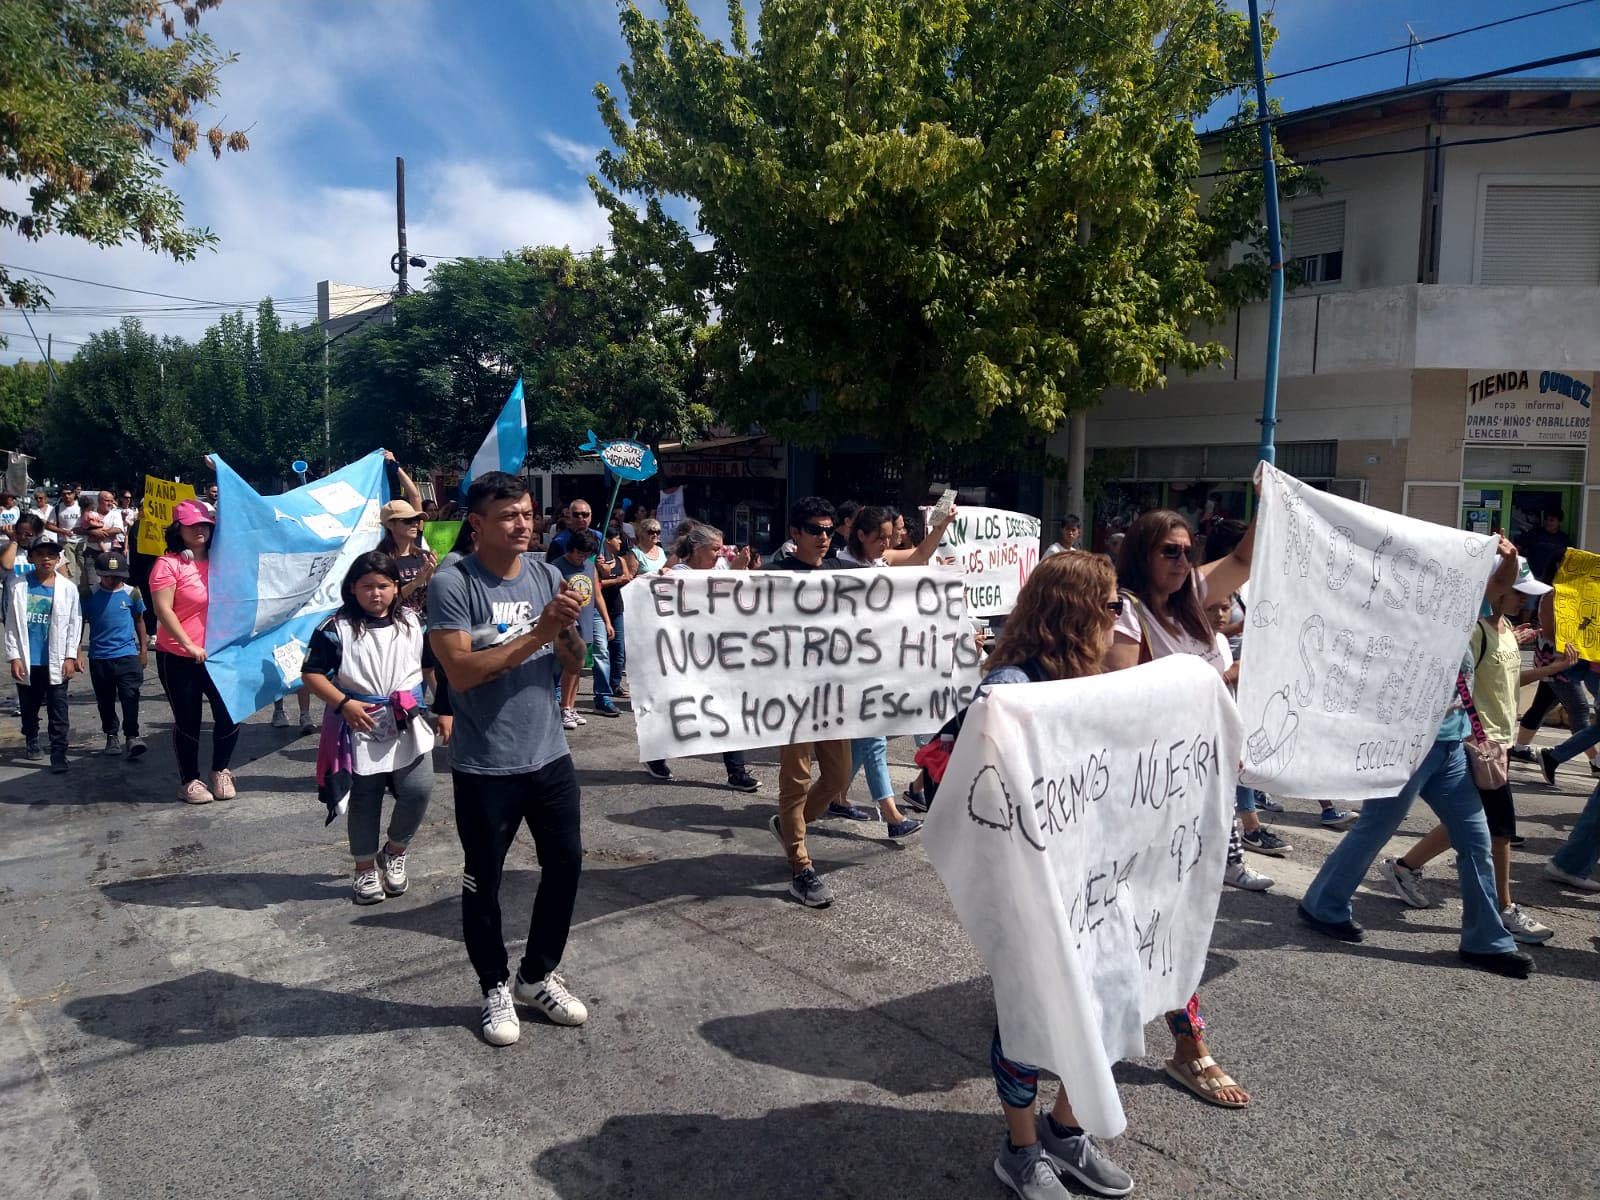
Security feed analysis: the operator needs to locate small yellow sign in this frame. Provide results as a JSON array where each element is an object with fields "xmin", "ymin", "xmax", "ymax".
[
  {"xmin": 135, "ymin": 474, "xmax": 197, "ymax": 557},
  {"xmin": 1551, "ymin": 548, "xmax": 1600, "ymax": 660}
]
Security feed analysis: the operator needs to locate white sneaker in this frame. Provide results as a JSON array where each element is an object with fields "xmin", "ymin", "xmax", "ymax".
[
  {"xmin": 1381, "ymin": 856, "xmax": 1434, "ymax": 909},
  {"xmin": 480, "ymin": 983, "xmax": 521, "ymax": 1046},
  {"xmin": 376, "ymin": 847, "xmax": 408, "ymax": 896},
  {"xmin": 352, "ymin": 867, "xmax": 385, "ymax": 905},
  {"xmin": 1544, "ymin": 861, "xmax": 1600, "ymax": 893},
  {"xmin": 102, "ymin": 733, "xmax": 122, "ymax": 756},
  {"xmin": 1501, "ymin": 903, "xmax": 1554, "ymax": 944},
  {"xmin": 1224, "ymin": 861, "xmax": 1273, "ymax": 891},
  {"xmin": 561, "ymin": 707, "xmax": 580, "ymax": 730},
  {"xmin": 514, "ymin": 970, "xmax": 589, "ymax": 1026},
  {"xmin": 271, "ymin": 703, "xmax": 290, "ymax": 729}
]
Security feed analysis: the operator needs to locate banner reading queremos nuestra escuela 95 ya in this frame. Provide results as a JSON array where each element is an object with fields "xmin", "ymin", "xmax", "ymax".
[
  {"xmin": 622, "ymin": 567, "xmax": 982, "ymax": 761},
  {"xmin": 1236, "ymin": 462, "xmax": 1497, "ymax": 801},
  {"xmin": 924, "ymin": 656, "xmax": 1242, "ymax": 1139}
]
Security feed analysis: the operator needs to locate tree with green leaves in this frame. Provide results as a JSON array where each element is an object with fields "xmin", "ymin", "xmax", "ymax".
[
  {"xmin": 0, "ymin": 360, "xmax": 50, "ymax": 454},
  {"xmin": 189, "ymin": 300, "xmax": 326, "ymax": 482},
  {"xmin": 593, "ymin": 0, "xmax": 1304, "ymax": 502},
  {"xmin": 332, "ymin": 249, "xmax": 712, "ymax": 470},
  {"xmin": 39, "ymin": 318, "xmax": 203, "ymax": 482},
  {"xmin": 0, "ymin": 0, "xmax": 247, "ymax": 311}
]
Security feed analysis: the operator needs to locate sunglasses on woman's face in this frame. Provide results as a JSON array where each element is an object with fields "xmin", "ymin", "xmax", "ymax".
[
  {"xmin": 1105, "ymin": 598, "xmax": 1125, "ymax": 615},
  {"xmin": 1157, "ymin": 543, "xmax": 1195, "ymax": 562}
]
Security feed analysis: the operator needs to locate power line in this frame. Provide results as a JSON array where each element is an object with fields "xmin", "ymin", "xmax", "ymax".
[
  {"xmin": 0, "ymin": 263, "xmax": 270, "ymax": 307},
  {"xmin": 1197, "ymin": 118, "xmax": 1600, "ymax": 178},
  {"xmin": 1272, "ymin": 0, "xmax": 1598, "ymax": 82}
]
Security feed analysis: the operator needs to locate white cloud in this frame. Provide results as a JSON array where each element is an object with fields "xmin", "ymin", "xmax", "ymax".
[
  {"xmin": 540, "ymin": 131, "xmax": 603, "ymax": 172},
  {"xmin": 1, "ymin": 0, "xmax": 613, "ymax": 362}
]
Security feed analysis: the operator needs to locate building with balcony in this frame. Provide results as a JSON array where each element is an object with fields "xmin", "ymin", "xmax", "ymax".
[{"xmin": 1055, "ymin": 78, "xmax": 1600, "ymax": 553}]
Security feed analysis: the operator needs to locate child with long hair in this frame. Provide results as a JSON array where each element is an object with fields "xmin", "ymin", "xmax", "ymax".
[
  {"xmin": 980, "ymin": 551, "xmax": 1136, "ymax": 1200},
  {"xmin": 302, "ymin": 551, "xmax": 436, "ymax": 905}
]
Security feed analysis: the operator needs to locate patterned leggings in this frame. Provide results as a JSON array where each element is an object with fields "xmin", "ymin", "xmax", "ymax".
[{"xmin": 992, "ymin": 996, "xmax": 1205, "ymax": 1108}]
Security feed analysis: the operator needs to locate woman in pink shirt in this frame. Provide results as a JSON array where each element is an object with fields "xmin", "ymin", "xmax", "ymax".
[{"xmin": 149, "ymin": 499, "xmax": 238, "ymax": 805}]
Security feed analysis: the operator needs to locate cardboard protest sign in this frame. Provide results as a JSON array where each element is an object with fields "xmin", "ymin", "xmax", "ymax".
[
  {"xmin": 135, "ymin": 475, "xmax": 196, "ymax": 557},
  {"xmin": 623, "ymin": 566, "xmax": 982, "ymax": 761},
  {"xmin": 923, "ymin": 656, "xmax": 1241, "ymax": 1138},
  {"xmin": 1237, "ymin": 462, "xmax": 1496, "ymax": 799},
  {"xmin": 1552, "ymin": 548, "xmax": 1600, "ymax": 661},
  {"xmin": 423, "ymin": 520, "xmax": 461, "ymax": 561},
  {"xmin": 204, "ymin": 451, "xmax": 388, "ymax": 723},
  {"xmin": 930, "ymin": 507, "xmax": 1041, "ymax": 617}
]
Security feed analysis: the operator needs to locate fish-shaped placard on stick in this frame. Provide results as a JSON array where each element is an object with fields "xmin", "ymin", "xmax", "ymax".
[{"xmin": 580, "ymin": 431, "xmax": 658, "ymax": 481}]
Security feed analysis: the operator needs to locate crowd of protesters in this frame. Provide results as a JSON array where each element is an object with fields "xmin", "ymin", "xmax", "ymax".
[{"xmin": 6, "ymin": 467, "xmax": 1599, "ymax": 1200}]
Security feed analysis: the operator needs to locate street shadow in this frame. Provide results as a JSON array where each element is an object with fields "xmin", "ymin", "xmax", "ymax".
[
  {"xmin": 534, "ymin": 1103, "xmax": 1003, "ymax": 1200},
  {"xmin": 63, "ymin": 969, "xmax": 465, "ymax": 1046},
  {"xmin": 353, "ymin": 850, "xmax": 857, "ymax": 941},
  {"xmin": 607, "ymin": 800, "xmax": 772, "ymax": 837},
  {"xmin": 577, "ymin": 767, "xmax": 750, "ymax": 792},
  {"xmin": 698, "ymin": 977, "xmax": 993, "ymax": 1094},
  {"xmin": 102, "ymin": 871, "xmax": 348, "ymax": 910}
]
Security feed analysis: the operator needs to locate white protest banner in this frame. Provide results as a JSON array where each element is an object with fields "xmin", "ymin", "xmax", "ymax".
[
  {"xmin": 923, "ymin": 656, "xmax": 1241, "ymax": 1138},
  {"xmin": 656, "ymin": 485, "xmax": 686, "ymax": 533},
  {"xmin": 929, "ymin": 506, "xmax": 1042, "ymax": 617},
  {"xmin": 1237, "ymin": 462, "xmax": 1497, "ymax": 799},
  {"xmin": 623, "ymin": 566, "xmax": 982, "ymax": 761}
]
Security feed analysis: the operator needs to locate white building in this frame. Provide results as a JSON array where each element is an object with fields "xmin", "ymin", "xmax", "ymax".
[{"xmin": 1054, "ymin": 78, "xmax": 1600, "ymax": 549}]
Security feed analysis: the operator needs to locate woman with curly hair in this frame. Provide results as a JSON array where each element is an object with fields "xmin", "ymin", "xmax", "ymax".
[{"xmin": 981, "ymin": 551, "xmax": 1135, "ymax": 1200}]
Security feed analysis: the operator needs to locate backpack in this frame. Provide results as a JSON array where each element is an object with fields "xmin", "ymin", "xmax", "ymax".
[{"xmin": 913, "ymin": 657, "xmax": 1048, "ymax": 807}]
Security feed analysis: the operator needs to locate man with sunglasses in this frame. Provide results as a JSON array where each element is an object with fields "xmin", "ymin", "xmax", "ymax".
[{"xmin": 759, "ymin": 497, "xmax": 859, "ymax": 907}]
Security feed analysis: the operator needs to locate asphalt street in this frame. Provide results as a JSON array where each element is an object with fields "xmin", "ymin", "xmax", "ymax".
[{"xmin": 2, "ymin": 666, "xmax": 1597, "ymax": 1200}]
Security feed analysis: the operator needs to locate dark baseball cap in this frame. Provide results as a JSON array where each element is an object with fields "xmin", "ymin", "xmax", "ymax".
[
  {"xmin": 95, "ymin": 551, "xmax": 130, "ymax": 578},
  {"xmin": 27, "ymin": 535, "xmax": 61, "ymax": 556}
]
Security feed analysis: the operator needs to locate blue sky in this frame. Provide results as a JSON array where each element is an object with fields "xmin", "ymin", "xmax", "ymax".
[{"xmin": 3, "ymin": 0, "xmax": 1597, "ymax": 362}]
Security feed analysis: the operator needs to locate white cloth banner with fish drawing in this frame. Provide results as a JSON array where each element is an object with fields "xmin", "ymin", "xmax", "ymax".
[
  {"xmin": 1237, "ymin": 462, "xmax": 1497, "ymax": 800},
  {"xmin": 923, "ymin": 656, "xmax": 1242, "ymax": 1139}
]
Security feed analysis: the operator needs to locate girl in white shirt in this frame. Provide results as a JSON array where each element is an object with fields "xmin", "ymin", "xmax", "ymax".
[{"xmin": 302, "ymin": 551, "xmax": 437, "ymax": 906}]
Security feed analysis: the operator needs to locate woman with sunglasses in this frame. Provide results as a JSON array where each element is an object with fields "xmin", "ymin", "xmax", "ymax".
[
  {"xmin": 1104, "ymin": 507, "xmax": 1255, "ymax": 1114},
  {"xmin": 632, "ymin": 520, "xmax": 668, "ymax": 575},
  {"xmin": 978, "ymin": 551, "xmax": 1136, "ymax": 1200}
]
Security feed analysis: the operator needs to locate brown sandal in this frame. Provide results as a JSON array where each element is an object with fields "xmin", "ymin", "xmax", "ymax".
[{"xmin": 1165, "ymin": 1054, "xmax": 1250, "ymax": 1108}]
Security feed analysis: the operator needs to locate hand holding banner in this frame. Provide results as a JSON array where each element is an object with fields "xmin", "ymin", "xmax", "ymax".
[
  {"xmin": 623, "ymin": 566, "xmax": 982, "ymax": 761},
  {"xmin": 923, "ymin": 656, "xmax": 1242, "ymax": 1138},
  {"xmin": 135, "ymin": 475, "xmax": 196, "ymax": 557},
  {"xmin": 1237, "ymin": 462, "xmax": 1497, "ymax": 799}
]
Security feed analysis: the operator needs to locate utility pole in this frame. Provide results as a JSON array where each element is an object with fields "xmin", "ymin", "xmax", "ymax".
[
  {"xmin": 395, "ymin": 156, "xmax": 410, "ymax": 297},
  {"xmin": 1248, "ymin": 0, "xmax": 1283, "ymax": 467},
  {"xmin": 323, "ymin": 324, "xmax": 332, "ymax": 473},
  {"xmin": 46, "ymin": 334, "xmax": 53, "ymax": 402},
  {"xmin": 1405, "ymin": 24, "xmax": 1420, "ymax": 85}
]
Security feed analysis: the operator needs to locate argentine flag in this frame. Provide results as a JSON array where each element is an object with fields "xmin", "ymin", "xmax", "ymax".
[{"xmin": 462, "ymin": 377, "xmax": 529, "ymax": 497}]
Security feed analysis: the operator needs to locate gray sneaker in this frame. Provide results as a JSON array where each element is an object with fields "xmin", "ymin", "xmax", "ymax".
[
  {"xmin": 1036, "ymin": 1115, "xmax": 1134, "ymax": 1197},
  {"xmin": 103, "ymin": 733, "xmax": 122, "ymax": 756},
  {"xmin": 993, "ymin": 1139, "xmax": 1070, "ymax": 1200},
  {"xmin": 788, "ymin": 867, "xmax": 834, "ymax": 908}
]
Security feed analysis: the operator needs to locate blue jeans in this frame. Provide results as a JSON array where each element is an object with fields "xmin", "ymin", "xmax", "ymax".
[
  {"xmin": 1302, "ymin": 739, "xmax": 1513, "ymax": 955},
  {"xmin": 849, "ymin": 737, "xmax": 892, "ymax": 802},
  {"xmin": 607, "ymin": 609, "xmax": 626, "ymax": 692},
  {"xmin": 1235, "ymin": 785, "xmax": 1259, "ymax": 814},
  {"xmin": 590, "ymin": 625, "xmax": 612, "ymax": 705},
  {"xmin": 1552, "ymin": 783, "xmax": 1600, "ymax": 878}
]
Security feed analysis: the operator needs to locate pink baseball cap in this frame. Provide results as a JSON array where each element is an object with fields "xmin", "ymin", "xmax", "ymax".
[{"xmin": 172, "ymin": 499, "xmax": 214, "ymax": 526}]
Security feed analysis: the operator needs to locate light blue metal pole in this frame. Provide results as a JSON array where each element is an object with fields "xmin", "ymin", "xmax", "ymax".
[{"xmin": 1248, "ymin": 0, "xmax": 1283, "ymax": 466}]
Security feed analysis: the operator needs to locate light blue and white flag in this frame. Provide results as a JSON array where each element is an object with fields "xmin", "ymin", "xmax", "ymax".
[
  {"xmin": 461, "ymin": 376, "xmax": 528, "ymax": 497},
  {"xmin": 205, "ymin": 450, "xmax": 389, "ymax": 723}
]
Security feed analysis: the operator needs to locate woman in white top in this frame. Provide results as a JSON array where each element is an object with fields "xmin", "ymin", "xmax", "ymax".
[
  {"xmin": 301, "ymin": 551, "xmax": 436, "ymax": 906},
  {"xmin": 1104, "ymin": 507, "xmax": 1255, "ymax": 1113}
]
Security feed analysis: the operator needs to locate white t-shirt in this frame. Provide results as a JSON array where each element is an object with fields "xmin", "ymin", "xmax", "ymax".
[
  {"xmin": 89, "ymin": 508, "xmax": 126, "ymax": 552},
  {"xmin": 1114, "ymin": 573, "xmax": 1227, "ymax": 676},
  {"xmin": 51, "ymin": 502, "xmax": 85, "ymax": 545},
  {"xmin": 326, "ymin": 615, "xmax": 434, "ymax": 775},
  {"xmin": 1045, "ymin": 541, "xmax": 1074, "ymax": 558}
]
